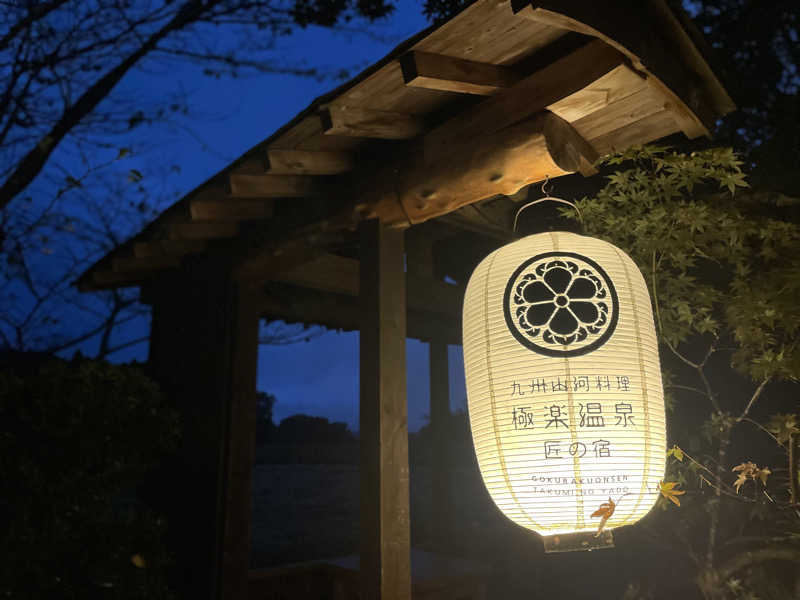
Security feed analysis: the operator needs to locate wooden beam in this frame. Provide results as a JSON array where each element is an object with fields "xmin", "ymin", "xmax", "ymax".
[
  {"xmin": 170, "ymin": 222, "xmax": 239, "ymax": 240},
  {"xmin": 219, "ymin": 287, "xmax": 259, "ymax": 600},
  {"xmin": 510, "ymin": 0, "xmax": 716, "ymax": 137},
  {"xmin": 359, "ymin": 219, "xmax": 411, "ymax": 600},
  {"xmin": 364, "ymin": 111, "xmax": 597, "ymax": 225},
  {"xmin": 266, "ymin": 149, "xmax": 353, "ymax": 175},
  {"xmin": 275, "ymin": 253, "xmax": 358, "ymax": 297},
  {"xmin": 399, "ymin": 51, "xmax": 520, "ymax": 96},
  {"xmin": 272, "ymin": 253, "xmax": 463, "ymax": 319},
  {"xmin": 190, "ymin": 199, "xmax": 274, "ymax": 222},
  {"xmin": 321, "ymin": 105, "xmax": 425, "ymax": 140},
  {"xmin": 228, "ymin": 173, "xmax": 319, "ymax": 198},
  {"xmin": 147, "ymin": 260, "xmax": 258, "ymax": 600},
  {"xmin": 134, "ymin": 240, "xmax": 207, "ymax": 258},
  {"xmin": 258, "ymin": 283, "xmax": 461, "ymax": 344},
  {"xmin": 429, "ymin": 340, "xmax": 451, "ymax": 546}
]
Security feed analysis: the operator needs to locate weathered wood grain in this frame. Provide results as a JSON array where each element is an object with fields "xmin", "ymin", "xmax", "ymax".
[
  {"xmin": 400, "ymin": 51, "xmax": 520, "ymax": 96},
  {"xmin": 228, "ymin": 173, "xmax": 319, "ymax": 198},
  {"xmin": 359, "ymin": 220, "xmax": 411, "ymax": 600},
  {"xmin": 266, "ymin": 149, "xmax": 354, "ymax": 175},
  {"xmin": 321, "ymin": 105, "xmax": 425, "ymax": 140}
]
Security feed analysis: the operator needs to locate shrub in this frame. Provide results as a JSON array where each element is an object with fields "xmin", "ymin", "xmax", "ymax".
[{"xmin": 0, "ymin": 356, "xmax": 179, "ymax": 598}]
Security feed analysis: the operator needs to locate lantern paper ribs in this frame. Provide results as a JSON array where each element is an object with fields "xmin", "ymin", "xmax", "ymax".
[{"xmin": 462, "ymin": 232, "xmax": 666, "ymax": 538}]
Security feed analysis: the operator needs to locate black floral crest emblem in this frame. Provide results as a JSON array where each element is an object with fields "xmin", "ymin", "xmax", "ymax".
[{"xmin": 503, "ymin": 252, "xmax": 619, "ymax": 357}]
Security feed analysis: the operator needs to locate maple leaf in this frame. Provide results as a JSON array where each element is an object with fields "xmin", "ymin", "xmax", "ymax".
[
  {"xmin": 590, "ymin": 497, "xmax": 615, "ymax": 536},
  {"xmin": 666, "ymin": 445, "xmax": 684, "ymax": 461},
  {"xmin": 732, "ymin": 461, "xmax": 771, "ymax": 493},
  {"xmin": 659, "ymin": 480, "xmax": 686, "ymax": 506},
  {"xmin": 757, "ymin": 466, "xmax": 771, "ymax": 485}
]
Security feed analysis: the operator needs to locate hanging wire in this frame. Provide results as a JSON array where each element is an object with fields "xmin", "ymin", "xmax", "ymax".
[{"xmin": 512, "ymin": 176, "xmax": 584, "ymax": 233}]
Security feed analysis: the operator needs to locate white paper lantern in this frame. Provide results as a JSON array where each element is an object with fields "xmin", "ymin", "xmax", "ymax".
[{"xmin": 462, "ymin": 231, "xmax": 666, "ymax": 537}]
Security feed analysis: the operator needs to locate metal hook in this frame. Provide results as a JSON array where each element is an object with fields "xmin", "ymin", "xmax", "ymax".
[
  {"xmin": 541, "ymin": 175, "xmax": 551, "ymax": 197},
  {"xmin": 513, "ymin": 176, "xmax": 584, "ymax": 233}
]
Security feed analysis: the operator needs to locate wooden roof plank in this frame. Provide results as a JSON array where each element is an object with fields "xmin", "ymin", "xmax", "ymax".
[
  {"xmin": 546, "ymin": 63, "xmax": 647, "ymax": 123},
  {"xmin": 589, "ymin": 109, "xmax": 679, "ymax": 156},
  {"xmin": 570, "ymin": 86, "xmax": 666, "ymax": 143},
  {"xmin": 412, "ymin": 0, "xmax": 566, "ymax": 65}
]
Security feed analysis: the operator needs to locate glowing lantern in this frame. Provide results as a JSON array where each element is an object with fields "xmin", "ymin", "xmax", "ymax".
[{"xmin": 462, "ymin": 231, "xmax": 665, "ymax": 543}]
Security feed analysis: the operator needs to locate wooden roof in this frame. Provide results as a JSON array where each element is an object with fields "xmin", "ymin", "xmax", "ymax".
[{"xmin": 78, "ymin": 0, "xmax": 733, "ymax": 339}]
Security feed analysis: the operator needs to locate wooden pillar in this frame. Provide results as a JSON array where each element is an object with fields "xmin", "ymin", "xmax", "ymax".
[
  {"xmin": 359, "ymin": 219, "xmax": 411, "ymax": 600},
  {"xmin": 429, "ymin": 339, "xmax": 451, "ymax": 546},
  {"xmin": 147, "ymin": 255, "xmax": 258, "ymax": 600}
]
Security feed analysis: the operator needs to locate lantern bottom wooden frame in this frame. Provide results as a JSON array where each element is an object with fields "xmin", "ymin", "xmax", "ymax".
[{"xmin": 542, "ymin": 530, "xmax": 615, "ymax": 553}]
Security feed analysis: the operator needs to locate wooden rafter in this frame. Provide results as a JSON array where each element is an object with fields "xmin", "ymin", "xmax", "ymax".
[
  {"xmin": 228, "ymin": 173, "xmax": 320, "ymax": 198},
  {"xmin": 170, "ymin": 222, "xmax": 239, "ymax": 240},
  {"xmin": 113, "ymin": 255, "xmax": 181, "ymax": 272},
  {"xmin": 399, "ymin": 51, "xmax": 520, "ymax": 96},
  {"xmin": 134, "ymin": 240, "xmax": 207, "ymax": 258},
  {"xmin": 320, "ymin": 105, "xmax": 426, "ymax": 140},
  {"xmin": 265, "ymin": 149, "xmax": 353, "ymax": 175},
  {"xmin": 190, "ymin": 199, "xmax": 274, "ymax": 222}
]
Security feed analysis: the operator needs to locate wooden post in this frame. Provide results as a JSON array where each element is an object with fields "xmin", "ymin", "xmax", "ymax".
[
  {"xmin": 147, "ymin": 256, "xmax": 258, "ymax": 600},
  {"xmin": 359, "ymin": 219, "xmax": 411, "ymax": 600},
  {"xmin": 429, "ymin": 339, "xmax": 451, "ymax": 547}
]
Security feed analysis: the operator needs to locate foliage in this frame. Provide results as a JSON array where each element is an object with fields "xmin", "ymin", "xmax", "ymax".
[
  {"xmin": 271, "ymin": 414, "xmax": 357, "ymax": 444},
  {"xmin": 577, "ymin": 145, "xmax": 799, "ymax": 381},
  {"xmin": 565, "ymin": 145, "xmax": 800, "ymax": 599},
  {"xmin": 0, "ymin": 355, "xmax": 179, "ymax": 598}
]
